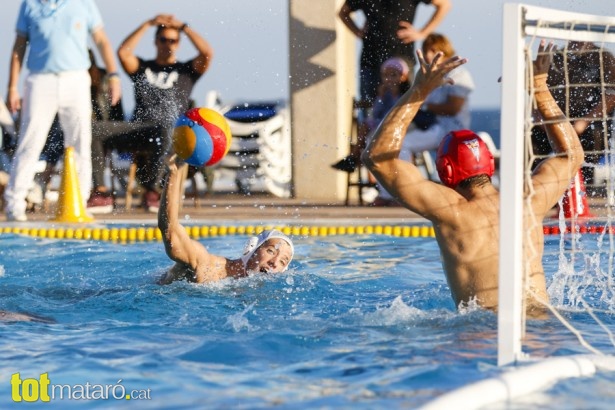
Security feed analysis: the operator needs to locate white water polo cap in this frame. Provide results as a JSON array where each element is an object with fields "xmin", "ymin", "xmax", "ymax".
[{"xmin": 240, "ymin": 229, "xmax": 295, "ymax": 271}]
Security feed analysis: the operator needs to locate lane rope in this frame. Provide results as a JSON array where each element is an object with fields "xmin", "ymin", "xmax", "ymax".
[
  {"xmin": 0, "ymin": 224, "xmax": 436, "ymax": 242},
  {"xmin": 0, "ymin": 224, "xmax": 605, "ymax": 243}
]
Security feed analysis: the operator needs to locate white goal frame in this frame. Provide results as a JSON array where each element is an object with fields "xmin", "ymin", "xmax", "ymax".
[{"xmin": 498, "ymin": 3, "xmax": 615, "ymax": 366}]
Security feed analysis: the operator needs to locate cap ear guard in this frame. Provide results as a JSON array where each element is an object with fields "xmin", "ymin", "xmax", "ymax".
[
  {"xmin": 436, "ymin": 133, "xmax": 456, "ymax": 187},
  {"xmin": 437, "ymin": 156, "xmax": 455, "ymax": 187},
  {"xmin": 242, "ymin": 236, "xmax": 260, "ymax": 259},
  {"xmin": 487, "ymin": 153, "xmax": 495, "ymax": 178}
]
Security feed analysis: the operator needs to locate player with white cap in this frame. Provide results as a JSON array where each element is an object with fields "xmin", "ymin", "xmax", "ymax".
[{"xmin": 157, "ymin": 155, "xmax": 294, "ymax": 284}]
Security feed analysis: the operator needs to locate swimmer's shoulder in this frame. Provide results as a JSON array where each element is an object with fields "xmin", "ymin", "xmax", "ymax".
[{"xmin": 157, "ymin": 263, "xmax": 193, "ymax": 285}]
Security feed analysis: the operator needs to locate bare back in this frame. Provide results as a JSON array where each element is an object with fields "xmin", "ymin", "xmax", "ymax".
[
  {"xmin": 432, "ymin": 188, "xmax": 500, "ymax": 309},
  {"xmin": 433, "ymin": 188, "xmax": 548, "ymax": 310}
]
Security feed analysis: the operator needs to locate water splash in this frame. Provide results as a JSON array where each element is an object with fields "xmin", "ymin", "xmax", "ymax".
[
  {"xmin": 225, "ymin": 302, "xmax": 258, "ymax": 332},
  {"xmin": 549, "ymin": 229, "xmax": 615, "ymax": 312},
  {"xmin": 363, "ymin": 295, "xmax": 426, "ymax": 326}
]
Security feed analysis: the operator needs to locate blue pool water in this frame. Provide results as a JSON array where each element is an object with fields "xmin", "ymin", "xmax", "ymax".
[{"xmin": 0, "ymin": 231, "xmax": 614, "ymax": 409}]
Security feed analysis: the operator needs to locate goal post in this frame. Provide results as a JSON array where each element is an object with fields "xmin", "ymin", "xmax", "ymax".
[
  {"xmin": 498, "ymin": 3, "xmax": 615, "ymax": 366},
  {"xmin": 498, "ymin": 2, "xmax": 527, "ymax": 367}
]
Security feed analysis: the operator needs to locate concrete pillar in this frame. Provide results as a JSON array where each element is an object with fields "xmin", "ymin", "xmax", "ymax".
[{"xmin": 288, "ymin": 0, "xmax": 356, "ymax": 201}]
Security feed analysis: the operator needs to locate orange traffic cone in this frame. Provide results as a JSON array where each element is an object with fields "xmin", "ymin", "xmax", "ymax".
[
  {"xmin": 561, "ymin": 170, "xmax": 592, "ymax": 219},
  {"xmin": 52, "ymin": 146, "xmax": 94, "ymax": 223}
]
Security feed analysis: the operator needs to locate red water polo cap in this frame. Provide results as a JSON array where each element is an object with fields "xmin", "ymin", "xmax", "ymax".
[{"xmin": 436, "ymin": 130, "xmax": 495, "ymax": 188}]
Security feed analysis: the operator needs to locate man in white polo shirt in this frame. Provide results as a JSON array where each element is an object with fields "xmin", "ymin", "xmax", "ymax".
[{"xmin": 4, "ymin": 0, "xmax": 121, "ymax": 222}]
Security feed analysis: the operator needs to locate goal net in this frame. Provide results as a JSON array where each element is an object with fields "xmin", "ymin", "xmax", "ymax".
[{"xmin": 499, "ymin": 3, "xmax": 615, "ymax": 366}]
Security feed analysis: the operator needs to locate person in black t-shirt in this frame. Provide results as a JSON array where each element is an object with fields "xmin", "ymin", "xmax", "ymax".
[
  {"xmin": 117, "ymin": 14, "xmax": 213, "ymax": 212},
  {"xmin": 338, "ymin": 0, "xmax": 450, "ymax": 106}
]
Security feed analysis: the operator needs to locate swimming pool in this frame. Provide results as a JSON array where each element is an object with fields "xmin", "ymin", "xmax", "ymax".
[{"xmin": 0, "ymin": 229, "xmax": 613, "ymax": 409}]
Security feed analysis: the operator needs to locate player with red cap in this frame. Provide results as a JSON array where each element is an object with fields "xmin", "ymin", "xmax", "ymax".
[
  {"xmin": 362, "ymin": 41, "xmax": 584, "ymax": 315},
  {"xmin": 436, "ymin": 129, "xmax": 495, "ymax": 188}
]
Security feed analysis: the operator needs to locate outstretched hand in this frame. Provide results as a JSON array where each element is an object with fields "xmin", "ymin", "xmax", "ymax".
[
  {"xmin": 413, "ymin": 49, "xmax": 467, "ymax": 94},
  {"xmin": 533, "ymin": 39, "xmax": 556, "ymax": 80}
]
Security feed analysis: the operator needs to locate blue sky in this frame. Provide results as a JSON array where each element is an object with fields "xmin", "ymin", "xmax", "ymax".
[{"xmin": 1, "ymin": 0, "xmax": 613, "ymax": 111}]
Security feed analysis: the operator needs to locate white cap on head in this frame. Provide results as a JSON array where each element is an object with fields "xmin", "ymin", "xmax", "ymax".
[{"xmin": 240, "ymin": 229, "xmax": 294, "ymax": 271}]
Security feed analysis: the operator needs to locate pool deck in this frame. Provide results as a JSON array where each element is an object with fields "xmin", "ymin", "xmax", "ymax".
[
  {"xmin": 1, "ymin": 193, "xmax": 611, "ymax": 228},
  {"xmin": 0, "ymin": 193, "xmax": 428, "ymax": 227}
]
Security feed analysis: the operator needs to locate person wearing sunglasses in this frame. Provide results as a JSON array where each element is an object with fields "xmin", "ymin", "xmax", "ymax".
[{"xmin": 117, "ymin": 14, "xmax": 213, "ymax": 212}]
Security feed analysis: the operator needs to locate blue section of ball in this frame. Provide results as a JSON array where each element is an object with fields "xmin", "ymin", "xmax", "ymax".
[
  {"xmin": 188, "ymin": 126, "xmax": 214, "ymax": 166},
  {"xmin": 174, "ymin": 116, "xmax": 214, "ymax": 166}
]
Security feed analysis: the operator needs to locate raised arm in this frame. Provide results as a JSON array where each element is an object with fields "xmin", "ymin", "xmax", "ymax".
[
  {"xmin": 338, "ymin": 1, "xmax": 364, "ymax": 39},
  {"xmin": 530, "ymin": 40, "xmax": 585, "ymax": 215},
  {"xmin": 362, "ymin": 51, "xmax": 467, "ymax": 219},
  {"xmin": 164, "ymin": 15, "xmax": 214, "ymax": 75},
  {"xmin": 117, "ymin": 16, "xmax": 163, "ymax": 75},
  {"xmin": 158, "ymin": 156, "xmax": 210, "ymax": 273}
]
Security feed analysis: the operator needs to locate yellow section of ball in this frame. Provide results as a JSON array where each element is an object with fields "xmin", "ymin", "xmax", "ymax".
[{"xmin": 172, "ymin": 125, "xmax": 197, "ymax": 160}]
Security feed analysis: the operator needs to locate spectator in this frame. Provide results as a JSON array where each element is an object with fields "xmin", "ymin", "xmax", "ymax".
[
  {"xmin": 371, "ymin": 33, "xmax": 475, "ymax": 206},
  {"xmin": 87, "ymin": 50, "xmax": 163, "ymax": 214},
  {"xmin": 117, "ymin": 14, "xmax": 213, "ymax": 212},
  {"xmin": 531, "ymin": 41, "xmax": 615, "ymax": 195},
  {"xmin": 332, "ymin": 57, "xmax": 412, "ymax": 172},
  {"xmin": 338, "ymin": 0, "xmax": 451, "ymax": 106},
  {"xmin": 4, "ymin": 0, "xmax": 120, "ymax": 222}
]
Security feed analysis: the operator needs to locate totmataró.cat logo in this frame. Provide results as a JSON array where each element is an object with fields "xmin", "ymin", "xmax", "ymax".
[{"xmin": 10, "ymin": 373, "xmax": 151, "ymax": 402}]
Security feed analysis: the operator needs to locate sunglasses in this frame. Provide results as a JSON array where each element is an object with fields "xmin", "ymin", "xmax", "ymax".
[{"xmin": 158, "ymin": 37, "xmax": 179, "ymax": 44}]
